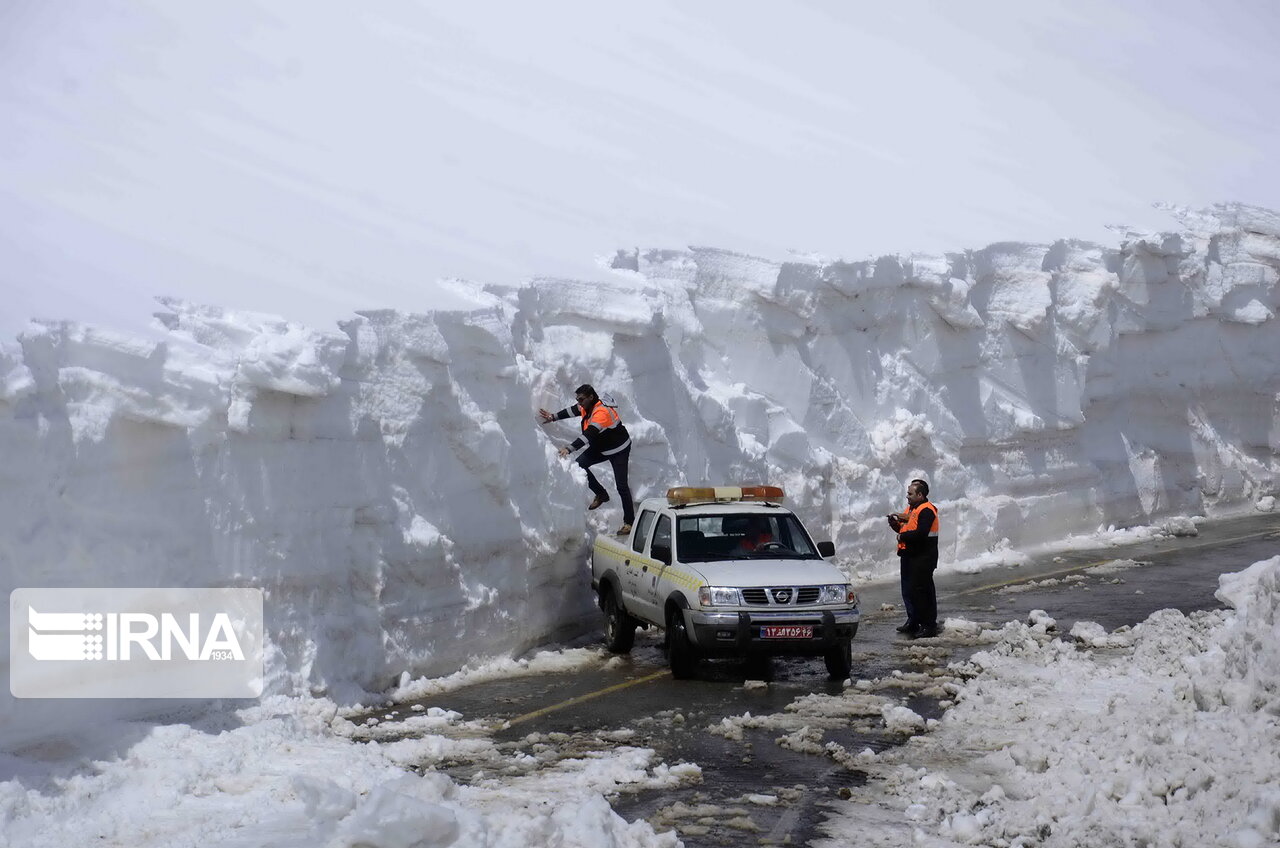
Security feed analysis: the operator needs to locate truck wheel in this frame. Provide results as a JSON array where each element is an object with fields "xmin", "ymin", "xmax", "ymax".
[
  {"xmin": 824, "ymin": 639, "xmax": 853, "ymax": 680},
  {"xmin": 667, "ymin": 608, "xmax": 700, "ymax": 679},
  {"xmin": 602, "ymin": 590, "xmax": 636, "ymax": 653}
]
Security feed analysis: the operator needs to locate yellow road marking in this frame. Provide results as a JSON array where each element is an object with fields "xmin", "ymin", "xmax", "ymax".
[{"xmin": 503, "ymin": 669, "xmax": 668, "ymax": 728}]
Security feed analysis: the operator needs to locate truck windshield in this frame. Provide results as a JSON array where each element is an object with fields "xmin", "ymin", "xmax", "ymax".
[{"xmin": 675, "ymin": 513, "xmax": 819, "ymax": 562}]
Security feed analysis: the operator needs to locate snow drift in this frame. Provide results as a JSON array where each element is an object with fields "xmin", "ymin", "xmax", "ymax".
[
  {"xmin": 830, "ymin": 556, "xmax": 1280, "ymax": 848},
  {"xmin": 2, "ymin": 203, "xmax": 1279, "ymax": 745}
]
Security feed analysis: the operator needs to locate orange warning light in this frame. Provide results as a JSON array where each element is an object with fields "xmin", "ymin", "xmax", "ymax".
[{"xmin": 666, "ymin": 485, "xmax": 785, "ymax": 506}]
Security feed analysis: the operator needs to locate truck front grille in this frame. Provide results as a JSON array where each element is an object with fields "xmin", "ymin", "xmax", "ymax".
[{"xmin": 741, "ymin": 586, "xmax": 821, "ymax": 605}]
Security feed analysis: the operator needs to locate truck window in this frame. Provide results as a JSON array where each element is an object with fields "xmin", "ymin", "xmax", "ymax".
[
  {"xmin": 651, "ymin": 515, "xmax": 673, "ymax": 564},
  {"xmin": 675, "ymin": 513, "xmax": 819, "ymax": 560},
  {"xmin": 632, "ymin": 510, "xmax": 656, "ymax": 554}
]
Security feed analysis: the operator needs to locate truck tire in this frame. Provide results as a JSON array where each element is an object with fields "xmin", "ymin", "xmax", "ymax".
[
  {"xmin": 824, "ymin": 639, "xmax": 853, "ymax": 680},
  {"xmin": 602, "ymin": 590, "xmax": 636, "ymax": 653},
  {"xmin": 667, "ymin": 607, "xmax": 700, "ymax": 679}
]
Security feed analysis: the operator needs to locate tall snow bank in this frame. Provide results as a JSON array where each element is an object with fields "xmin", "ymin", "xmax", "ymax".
[
  {"xmin": 2, "ymin": 203, "xmax": 1279, "ymax": 745},
  {"xmin": 0, "ymin": 301, "xmax": 593, "ymax": 748}
]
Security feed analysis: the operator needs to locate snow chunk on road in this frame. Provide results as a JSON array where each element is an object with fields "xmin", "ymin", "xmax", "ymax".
[
  {"xmin": 330, "ymin": 775, "xmax": 460, "ymax": 848},
  {"xmin": 881, "ymin": 705, "xmax": 926, "ymax": 735},
  {"xmin": 1160, "ymin": 515, "xmax": 1200, "ymax": 537},
  {"xmin": 1069, "ymin": 620, "xmax": 1134, "ymax": 649},
  {"xmin": 1027, "ymin": 609, "xmax": 1057, "ymax": 632}
]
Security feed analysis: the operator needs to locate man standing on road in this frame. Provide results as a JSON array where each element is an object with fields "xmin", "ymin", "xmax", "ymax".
[
  {"xmin": 887, "ymin": 478, "xmax": 940, "ymax": 637},
  {"xmin": 538, "ymin": 384, "xmax": 635, "ymax": 536}
]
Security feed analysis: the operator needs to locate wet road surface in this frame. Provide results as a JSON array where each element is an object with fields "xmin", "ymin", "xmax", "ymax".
[{"xmin": 359, "ymin": 511, "xmax": 1280, "ymax": 845}]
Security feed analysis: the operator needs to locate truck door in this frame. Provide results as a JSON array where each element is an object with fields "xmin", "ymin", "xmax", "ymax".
[
  {"xmin": 640, "ymin": 514, "xmax": 674, "ymax": 622},
  {"xmin": 623, "ymin": 509, "xmax": 657, "ymax": 611}
]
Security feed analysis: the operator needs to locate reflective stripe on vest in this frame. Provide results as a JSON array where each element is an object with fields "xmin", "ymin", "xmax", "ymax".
[
  {"xmin": 580, "ymin": 402, "xmax": 623, "ymax": 433},
  {"xmin": 896, "ymin": 500, "xmax": 940, "ymax": 552}
]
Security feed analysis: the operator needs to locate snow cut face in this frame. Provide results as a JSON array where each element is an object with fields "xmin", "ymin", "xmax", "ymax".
[{"xmin": 1, "ymin": 203, "xmax": 1279, "ymax": 748}]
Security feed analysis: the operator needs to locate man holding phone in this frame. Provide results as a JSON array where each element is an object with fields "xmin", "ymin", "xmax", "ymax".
[{"xmin": 887, "ymin": 478, "xmax": 940, "ymax": 637}]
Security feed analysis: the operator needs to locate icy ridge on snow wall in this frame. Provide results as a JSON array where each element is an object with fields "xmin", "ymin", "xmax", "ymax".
[{"xmin": 2, "ymin": 203, "xmax": 1279, "ymax": 736}]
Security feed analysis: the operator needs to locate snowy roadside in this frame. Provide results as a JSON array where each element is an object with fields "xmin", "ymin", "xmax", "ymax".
[
  {"xmin": 0, "ymin": 647, "xmax": 698, "ymax": 848},
  {"xmin": 2, "ymin": 555, "xmax": 1276, "ymax": 847},
  {"xmin": 816, "ymin": 556, "xmax": 1280, "ymax": 848}
]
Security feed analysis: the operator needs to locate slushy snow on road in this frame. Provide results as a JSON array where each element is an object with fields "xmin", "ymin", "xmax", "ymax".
[
  {"xmin": 0, "ymin": 649, "xmax": 696, "ymax": 848},
  {"xmin": 819, "ymin": 556, "xmax": 1280, "ymax": 848}
]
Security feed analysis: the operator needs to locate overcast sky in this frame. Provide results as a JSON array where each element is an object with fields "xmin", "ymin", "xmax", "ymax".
[{"xmin": 2, "ymin": 1, "xmax": 1277, "ymax": 341}]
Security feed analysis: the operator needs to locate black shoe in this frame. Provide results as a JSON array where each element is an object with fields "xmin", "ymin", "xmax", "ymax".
[
  {"xmin": 588, "ymin": 494, "xmax": 610, "ymax": 510},
  {"xmin": 909, "ymin": 625, "xmax": 940, "ymax": 639},
  {"xmin": 895, "ymin": 622, "xmax": 918, "ymax": 633}
]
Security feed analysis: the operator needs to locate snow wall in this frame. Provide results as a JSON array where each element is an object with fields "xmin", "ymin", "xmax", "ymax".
[{"xmin": 2, "ymin": 202, "xmax": 1279, "ymax": 746}]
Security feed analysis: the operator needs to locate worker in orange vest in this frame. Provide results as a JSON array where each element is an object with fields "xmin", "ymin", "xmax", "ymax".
[
  {"xmin": 539, "ymin": 384, "xmax": 635, "ymax": 535},
  {"xmin": 731, "ymin": 515, "xmax": 775, "ymax": 554},
  {"xmin": 886, "ymin": 478, "xmax": 940, "ymax": 638}
]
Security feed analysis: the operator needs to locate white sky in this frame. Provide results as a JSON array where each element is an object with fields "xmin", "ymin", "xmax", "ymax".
[{"xmin": 2, "ymin": 0, "xmax": 1277, "ymax": 341}]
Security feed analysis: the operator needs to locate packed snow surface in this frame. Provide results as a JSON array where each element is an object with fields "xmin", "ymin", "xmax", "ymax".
[
  {"xmin": 5, "ymin": 555, "xmax": 1272, "ymax": 847},
  {"xmin": 822, "ymin": 556, "xmax": 1280, "ymax": 848},
  {"xmin": 0, "ymin": 681, "xmax": 695, "ymax": 848},
  {"xmin": 2, "ymin": 202, "xmax": 1279, "ymax": 752}
]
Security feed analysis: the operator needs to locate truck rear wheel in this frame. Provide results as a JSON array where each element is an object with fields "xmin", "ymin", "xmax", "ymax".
[
  {"xmin": 824, "ymin": 639, "xmax": 853, "ymax": 680},
  {"xmin": 602, "ymin": 590, "xmax": 636, "ymax": 653},
  {"xmin": 667, "ymin": 608, "xmax": 700, "ymax": 679}
]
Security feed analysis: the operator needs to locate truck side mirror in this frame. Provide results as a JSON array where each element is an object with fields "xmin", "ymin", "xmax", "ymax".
[
  {"xmin": 817, "ymin": 541, "xmax": 835, "ymax": 558},
  {"xmin": 652, "ymin": 543, "xmax": 672, "ymax": 565}
]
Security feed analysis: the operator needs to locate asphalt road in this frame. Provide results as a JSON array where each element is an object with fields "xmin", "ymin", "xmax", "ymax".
[{"xmin": 362, "ymin": 510, "xmax": 1280, "ymax": 846}]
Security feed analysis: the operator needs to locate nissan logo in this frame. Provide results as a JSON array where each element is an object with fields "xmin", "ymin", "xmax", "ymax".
[{"xmin": 773, "ymin": 589, "xmax": 791, "ymax": 603}]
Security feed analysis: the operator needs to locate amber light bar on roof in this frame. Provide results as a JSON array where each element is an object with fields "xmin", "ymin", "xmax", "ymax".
[{"xmin": 666, "ymin": 485, "xmax": 785, "ymax": 506}]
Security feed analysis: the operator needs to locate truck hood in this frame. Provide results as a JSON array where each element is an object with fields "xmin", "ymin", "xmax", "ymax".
[{"xmin": 688, "ymin": 558, "xmax": 847, "ymax": 587}]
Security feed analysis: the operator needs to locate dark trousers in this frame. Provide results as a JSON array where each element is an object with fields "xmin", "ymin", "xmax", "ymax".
[
  {"xmin": 902, "ymin": 555, "xmax": 938, "ymax": 628},
  {"xmin": 577, "ymin": 444, "xmax": 634, "ymax": 524},
  {"xmin": 899, "ymin": 559, "xmax": 916, "ymax": 624}
]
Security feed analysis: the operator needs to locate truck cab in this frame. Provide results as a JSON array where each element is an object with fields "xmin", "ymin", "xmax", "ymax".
[{"xmin": 590, "ymin": 486, "xmax": 860, "ymax": 679}]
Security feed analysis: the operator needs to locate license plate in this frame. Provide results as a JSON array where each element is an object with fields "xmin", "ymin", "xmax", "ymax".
[{"xmin": 761, "ymin": 625, "xmax": 812, "ymax": 639}]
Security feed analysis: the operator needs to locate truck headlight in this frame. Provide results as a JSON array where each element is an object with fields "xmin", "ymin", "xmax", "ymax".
[
  {"xmin": 819, "ymin": 584, "xmax": 855, "ymax": 605},
  {"xmin": 698, "ymin": 586, "xmax": 740, "ymax": 607}
]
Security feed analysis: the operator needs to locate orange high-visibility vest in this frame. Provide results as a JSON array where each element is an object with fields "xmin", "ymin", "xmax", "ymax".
[
  {"xmin": 580, "ymin": 402, "xmax": 622, "ymax": 434},
  {"xmin": 897, "ymin": 500, "xmax": 939, "ymax": 552}
]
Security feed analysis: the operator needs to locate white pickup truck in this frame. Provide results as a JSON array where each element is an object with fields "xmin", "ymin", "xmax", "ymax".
[{"xmin": 589, "ymin": 486, "xmax": 860, "ymax": 679}]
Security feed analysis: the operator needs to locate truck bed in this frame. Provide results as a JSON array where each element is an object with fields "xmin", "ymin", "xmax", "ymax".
[{"xmin": 592, "ymin": 532, "xmax": 632, "ymax": 572}]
